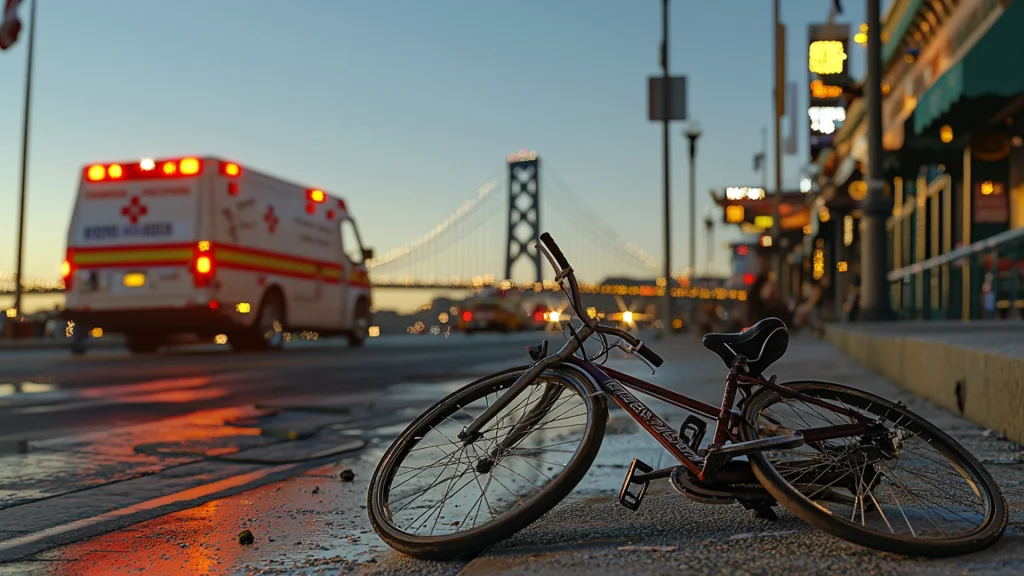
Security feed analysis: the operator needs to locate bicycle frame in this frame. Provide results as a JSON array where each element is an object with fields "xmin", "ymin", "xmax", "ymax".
[
  {"xmin": 464, "ymin": 347, "xmax": 877, "ymax": 482},
  {"xmin": 565, "ymin": 355, "xmax": 871, "ymax": 477}
]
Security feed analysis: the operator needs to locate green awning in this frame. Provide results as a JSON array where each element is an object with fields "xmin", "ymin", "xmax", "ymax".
[{"xmin": 913, "ymin": 1, "xmax": 1024, "ymax": 134}]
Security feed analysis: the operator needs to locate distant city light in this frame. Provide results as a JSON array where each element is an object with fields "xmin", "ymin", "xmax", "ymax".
[
  {"xmin": 725, "ymin": 187, "xmax": 765, "ymax": 201},
  {"xmin": 622, "ymin": 311, "xmax": 634, "ymax": 325},
  {"xmin": 369, "ymin": 326, "xmax": 381, "ymax": 338},
  {"xmin": 507, "ymin": 149, "xmax": 539, "ymax": 163},
  {"xmin": 214, "ymin": 334, "xmax": 228, "ymax": 345},
  {"xmin": 800, "ymin": 178, "xmax": 812, "ymax": 193}
]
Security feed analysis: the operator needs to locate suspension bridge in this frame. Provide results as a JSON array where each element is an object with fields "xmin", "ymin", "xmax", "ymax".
[{"xmin": 0, "ymin": 152, "xmax": 745, "ymax": 304}]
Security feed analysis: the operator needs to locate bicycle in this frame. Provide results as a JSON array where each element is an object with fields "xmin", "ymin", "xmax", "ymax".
[{"xmin": 367, "ymin": 232, "xmax": 1008, "ymax": 560}]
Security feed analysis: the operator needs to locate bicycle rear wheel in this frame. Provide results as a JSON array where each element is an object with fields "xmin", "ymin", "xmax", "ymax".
[
  {"xmin": 741, "ymin": 381, "xmax": 1007, "ymax": 557},
  {"xmin": 367, "ymin": 365, "xmax": 607, "ymax": 560}
]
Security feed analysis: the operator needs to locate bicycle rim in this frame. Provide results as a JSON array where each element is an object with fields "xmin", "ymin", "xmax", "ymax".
[
  {"xmin": 741, "ymin": 380, "xmax": 1007, "ymax": 557},
  {"xmin": 367, "ymin": 365, "xmax": 607, "ymax": 560}
]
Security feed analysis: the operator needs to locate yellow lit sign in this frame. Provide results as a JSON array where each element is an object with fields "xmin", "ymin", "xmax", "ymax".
[
  {"xmin": 837, "ymin": 261, "xmax": 849, "ymax": 272},
  {"xmin": 980, "ymin": 181, "xmax": 994, "ymax": 195},
  {"xmin": 808, "ymin": 40, "xmax": 847, "ymax": 75},
  {"xmin": 725, "ymin": 205, "xmax": 745, "ymax": 223},
  {"xmin": 754, "ymin": 215, "xmax": 774, "ymax": 229},
  {"xmin": 810, "ymin": 79, "xmax": 843, "ymax": 99}
]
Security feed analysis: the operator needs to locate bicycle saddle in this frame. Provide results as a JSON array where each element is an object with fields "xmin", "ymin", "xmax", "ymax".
[{"xmin": 702, "ymin": 317, "xmax": 789, "ymax": 376}]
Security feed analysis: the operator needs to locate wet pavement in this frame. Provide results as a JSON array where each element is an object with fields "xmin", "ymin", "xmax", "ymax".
[{"xmin": 1, "ymin": 334, "xmax": 1023, "ymax": 575}]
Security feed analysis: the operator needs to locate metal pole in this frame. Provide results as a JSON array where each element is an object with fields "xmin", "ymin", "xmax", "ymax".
[
  {"xmin": 688, "ymin": 134, "xmax": 697, "ymax": 280},
  {"xmin": 772, "ymin": 0, "xmax": 784, "ymax": 285},
  {"xmin": 761, "ymin": 126, "xmax": 769, "ymax": 191},
  {"xmin": 859, "ymin": 0, "xmax": 893, "ymax": 320},
  {"xmin": 11, "ymin": 0, "xmax": 36, "ymax": 320},
  {"xmin": 660, "ymin": 0, "xmax": 672, "ymax": 339}
]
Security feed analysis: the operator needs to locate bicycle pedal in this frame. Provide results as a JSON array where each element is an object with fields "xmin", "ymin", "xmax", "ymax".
[
  {"xmin": 618, "ymin": 458, "xmax": 654, "ymax": 512},
  {"xmin": 679, "ymin": 415, "xmax": 707, "ymax": 452}
]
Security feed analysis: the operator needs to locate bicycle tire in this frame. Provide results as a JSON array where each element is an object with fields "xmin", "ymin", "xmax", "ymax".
[
  {"xmin": 367, "ymin": 365, "xmax": 608, "ymax": 560},
  {"xmin": 741, "ymin": 380, "xmax": 1008, "ymax": 557}
]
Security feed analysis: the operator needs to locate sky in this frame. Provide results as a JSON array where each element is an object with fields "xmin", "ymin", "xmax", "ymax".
[{"xmin": 0, "ymin": 0, "xmax": 884, "ymax": 312}]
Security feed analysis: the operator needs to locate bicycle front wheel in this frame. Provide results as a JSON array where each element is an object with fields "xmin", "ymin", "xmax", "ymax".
[
  {"xmin": 741, "ymin": 381, "xmax": 1007, "ymax": 557},
  {"xmin": 368, "ymin": 365, "xmax": 608, "ymax": 560}
]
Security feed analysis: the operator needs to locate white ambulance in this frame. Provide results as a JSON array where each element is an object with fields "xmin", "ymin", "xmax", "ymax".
[{"xmin": 61, "ymin": 156, "xmax": 374, "ymax": 354}]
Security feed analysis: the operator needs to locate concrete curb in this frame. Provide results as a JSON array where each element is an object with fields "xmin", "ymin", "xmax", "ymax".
[{"xmin": 825, "ymin": 324, "xmax": 1024, "ymax": 445}]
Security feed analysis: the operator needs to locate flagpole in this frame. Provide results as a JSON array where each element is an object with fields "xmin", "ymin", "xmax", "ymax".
[{"xmin": 11, "ymin": 0, "xmax": 36, "ymax": 320}]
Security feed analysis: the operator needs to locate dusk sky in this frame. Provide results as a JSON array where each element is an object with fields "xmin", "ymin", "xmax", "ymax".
[{"xmin": 0, "ymin": 0, "xmax": 885, "ymax": 311}]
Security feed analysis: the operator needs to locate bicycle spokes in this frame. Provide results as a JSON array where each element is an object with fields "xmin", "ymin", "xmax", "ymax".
[
  {"xmin": 752, "ymin": 391, "xmax": 991, "ymax": 540},
  {"xmin": 382, "ymin": 377, "xmax": 590, "ymax": 537}
]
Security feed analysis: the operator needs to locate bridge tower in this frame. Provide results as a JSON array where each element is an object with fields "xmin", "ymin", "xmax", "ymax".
[{"xmin": 505, "ymin": 150, "xmax": 542, "ymax": 283}]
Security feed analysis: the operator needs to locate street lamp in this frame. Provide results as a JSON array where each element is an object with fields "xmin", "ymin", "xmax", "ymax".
[{"xmin": 684, "ymin": 122, "xmax": 702, "ymax": 280}]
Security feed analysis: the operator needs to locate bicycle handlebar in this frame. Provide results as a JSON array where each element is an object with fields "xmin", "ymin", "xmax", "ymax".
[{"xmin": 537, "ymin": 232, "xmax": 664, "ymax": 369}]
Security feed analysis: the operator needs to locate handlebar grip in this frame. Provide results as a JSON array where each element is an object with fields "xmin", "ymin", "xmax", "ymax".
[
  {"xmin": 636, "ymin": 342, "xmax": 664, "ymax": 368},
  {"xmin": 539, "ymin": 232, "xmax": 570, "ymax": 270}
]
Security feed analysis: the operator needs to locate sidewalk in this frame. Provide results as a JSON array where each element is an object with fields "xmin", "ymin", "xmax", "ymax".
[
  {"xmin": 826, "ymin": 320, "xmax": 1024, "ymax": 444},
  {"xmin": 4, "ymin": 335, "xmax": 1020, "ymax": 575}
]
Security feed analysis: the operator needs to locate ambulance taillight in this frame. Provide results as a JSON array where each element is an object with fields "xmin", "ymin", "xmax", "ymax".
[{"xmin": 192, "ymin": 241, "xmax": 215, "ymax": 288}]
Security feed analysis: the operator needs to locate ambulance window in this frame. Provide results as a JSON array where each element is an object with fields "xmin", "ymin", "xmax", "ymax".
[{"xmin": 340, "ymin": 219, "xmax": 364, "ymax": 264}]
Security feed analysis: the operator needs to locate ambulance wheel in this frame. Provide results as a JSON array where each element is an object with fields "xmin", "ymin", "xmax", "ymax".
[
  {"xmin": 348, "ymin": 298, "xmax": 371, "ymax": 347},
  {"xmin": 235, "ymin": 291, "xmax": 286, "ymax": 351}
]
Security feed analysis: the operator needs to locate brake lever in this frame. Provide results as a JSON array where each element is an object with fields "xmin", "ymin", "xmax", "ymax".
[{"xmin": 614, "ymin": 340, "xmax": 656, "ymax": 375}]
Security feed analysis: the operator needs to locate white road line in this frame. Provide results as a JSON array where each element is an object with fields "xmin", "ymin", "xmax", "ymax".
[{"xmin": 0, "ymin": 462, "xmax": 299, "ymax": 555}]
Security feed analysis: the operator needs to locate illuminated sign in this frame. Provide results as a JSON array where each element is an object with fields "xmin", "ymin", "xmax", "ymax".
[
  {"xmin": 725, "ymin": 205, "xmax": 745, "ymax": 223},
  {"xmin": 754, "ymin": 215, "xmax": 774, "ymax": 229},
  {"xmin": 808, "ymin": 106, "xmax": 846, "ymax": 135},
  {"xmin": 807, "ymin": 24, "xmax": 849, "ymax": 164},
  {"xmin": 843, "ymin": 215, "xmax": 855, "ymax": 246},
  {"xmin": 810, "ymin": 79, "xmax": 843, "ymax": 99},
  {"xmin": 725, "ymin": 187, "xmax": 765, "ymax": 201},
  {"xmin": 808, "ymin": 40, "xmax": 847, "ymax": 75}
]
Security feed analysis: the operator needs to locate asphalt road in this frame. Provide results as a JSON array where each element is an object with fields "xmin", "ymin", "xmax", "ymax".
[
  {"xmin": 0, "ymin": 332, "xmax": 553, "ymax": 442},
  {"xmin": 0, "ymin": 333, "xmax": 1022, "ymax": 575}
]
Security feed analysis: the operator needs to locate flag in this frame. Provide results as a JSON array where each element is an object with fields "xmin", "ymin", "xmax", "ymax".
[{"xmin": 0, "ymin": 0, "xmax": 24, "ymax": 51}]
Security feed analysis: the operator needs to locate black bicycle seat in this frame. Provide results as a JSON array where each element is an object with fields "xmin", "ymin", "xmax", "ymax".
[{"xmin": 702, "ymin": 317, "xmax": 789, "ymax": 376}]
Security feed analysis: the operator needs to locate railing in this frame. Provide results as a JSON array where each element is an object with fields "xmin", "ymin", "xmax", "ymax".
[{"xmin": 888, "ymin": 219, "xmax": 1024, "ymax": 321}]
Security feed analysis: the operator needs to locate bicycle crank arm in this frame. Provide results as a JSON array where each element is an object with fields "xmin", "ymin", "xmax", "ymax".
[{"xmin": 700, "ymin": 432, "xmax": 804, "ymax": 481}]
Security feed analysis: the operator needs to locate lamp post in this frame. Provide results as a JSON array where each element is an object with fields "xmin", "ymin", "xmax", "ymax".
[
  {"xmin": 858, "ymin": 0, "xmax": 894, "ymax": 320},
  {"xmin": 703, "ymin": 206, "xmax": 714, "ymax": 276},
  {"xmin": 659, "ymin": 0, "xmax": 672, "ymax": 339},
  {"xmin": 684, "ymin": 122, "xmax": 702, "ymax": 280},
  {"xmin": 9, "ymin": 0, "xmax": 36, "ymax": 335}
]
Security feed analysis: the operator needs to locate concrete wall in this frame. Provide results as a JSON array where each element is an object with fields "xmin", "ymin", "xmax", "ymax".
[{"xmin": 826, "ymin": 325, "xmax": 1024, "ymax": 444}]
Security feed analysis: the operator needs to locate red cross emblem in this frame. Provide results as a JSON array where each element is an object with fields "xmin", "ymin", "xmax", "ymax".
[
  {"xmin": 120, "ymin": 196, "xmax": 148, "ymax": 225},
  {"xmin": 264, "ymin": 205, "xmax": 279, "ymax": 233}
]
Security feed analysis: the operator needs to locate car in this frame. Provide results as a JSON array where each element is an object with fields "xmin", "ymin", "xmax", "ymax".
[
  {"xmin": 61, "ymin": 156, "xmax": 373, "ymax": 354},
  {"xmin": 457, "ymin": 299, "xmax": 526, "ymax": 333}
]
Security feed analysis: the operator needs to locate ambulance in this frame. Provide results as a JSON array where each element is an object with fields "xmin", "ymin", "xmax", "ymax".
[{"xmin": 61, "ymin": 156, "xmax": 374, "ymax": 354}]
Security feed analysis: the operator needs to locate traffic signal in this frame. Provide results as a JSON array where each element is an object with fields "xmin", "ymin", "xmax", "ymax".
[{"xmin": 0, "ymin": 0, "xmax": 23, "ymax": 51}]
